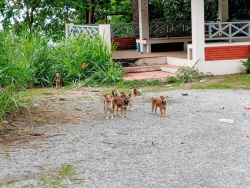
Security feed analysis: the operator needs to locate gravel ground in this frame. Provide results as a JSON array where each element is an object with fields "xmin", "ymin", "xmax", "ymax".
[{"xmin": 1, "ymin": 89, "xmax": 250, "ymax": 188}]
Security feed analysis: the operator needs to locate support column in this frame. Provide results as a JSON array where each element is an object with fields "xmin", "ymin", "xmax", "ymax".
[
  {"xmin": 218, "ymin": 0, "xmax": 229, "ymax": 22},
  {"xmin": 138, "ymin": 0, "xmax": 149, "ymax": 53},
  {"xmin": 99, "ymin": 24, "xmax": 111, "ymax": 51},
  {"xmin": 191, "ymin": 0, "xmax": 205, "ymax": 68}
]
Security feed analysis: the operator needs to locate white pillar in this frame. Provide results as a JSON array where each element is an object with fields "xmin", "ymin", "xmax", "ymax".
[
  {"xmin": 99, "ymin": 24, "xmax": 111, "ymax": 51},
  {"xmin": 191, "ymin": 0, "xmax": 205, "ymax": 68},
  {"xmin": 65, "ymin": 23, "xmax": 74, "ymax": 38},
  {"xmin": 138, "ymin": 0, "xmax": 149, "ymax": 53},
  {"xmin": 218, "ymin": 0, "xmax": 229, "ymax": 22}
]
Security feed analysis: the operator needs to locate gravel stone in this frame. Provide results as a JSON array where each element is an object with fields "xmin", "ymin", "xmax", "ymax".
[{"xmin": 1, "ymin": 89, "xmax": 250, "ymax": 188}]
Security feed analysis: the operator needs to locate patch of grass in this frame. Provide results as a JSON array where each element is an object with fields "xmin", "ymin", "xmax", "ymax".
[
  {"xmin": 189, "ymin": 74, "xmax": 250, "ymax": 90},
  {"xmin": 3, "ymin": 146, "xmax": 10, "ymax": 157},
  {"xmin": 40, "ymin": 165, "xmax": 80, "ymax": 187},
  {"xmin": 190, "ymin": 83, "xmax": 233, "ymax": 89},
  {"xmin": 117, "ymin": 79, "xmax": 161, "ymax": 88},
  {"xmin": 20, "ymin": 88, "xmax": 66, "ymax": 99},
  {"xmin": 221, "ymin": 74, "xmax": 250, "ymax": 84}
]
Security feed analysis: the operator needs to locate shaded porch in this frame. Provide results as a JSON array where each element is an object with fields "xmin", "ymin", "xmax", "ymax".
[{"xmin": 113, "ymin": 49, "xmax": 187, "ymax": 60}]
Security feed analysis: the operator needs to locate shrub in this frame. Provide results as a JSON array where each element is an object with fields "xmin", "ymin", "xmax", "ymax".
[
  {"xmin": 240, "ymin": 55, "xmax": 250, "ymax": 73},
  {"xmin": 176, "ymin": 60, "xmax": 201, "ymax": 83}
]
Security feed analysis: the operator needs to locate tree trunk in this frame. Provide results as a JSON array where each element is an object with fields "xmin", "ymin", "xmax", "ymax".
[
  {"xmin": 88, "ymin": 0, "xmax": 94, "ymax": 24},
  {"xmin": 131, "ymin": 0, "xmax": 139, "ymax": 37}
]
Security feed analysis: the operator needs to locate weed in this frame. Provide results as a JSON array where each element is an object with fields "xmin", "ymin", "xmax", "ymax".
[
  {"xmin": 166, "ymin": 76, "xmax": 182, "ymax": 84},
  {"xmin": 240, "ymin": 55, "xmax": 250, "ymax": 73},
  {"xmin": 176, "ymin": 60, "xmax": 202, "ymax": 83},
  {"xmin": 40, "ymin": 165, "xmax": 79, "ymax": 187}
]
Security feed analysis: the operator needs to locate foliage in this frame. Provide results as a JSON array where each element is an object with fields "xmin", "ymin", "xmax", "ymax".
[
  {"xmin": 240, "ymin": 55, "xmax": 250, "ymax": 72},
  {"xmin": 0, "ymin": 78, "xmax": 28, "ymax": 124},
  {"xmin": 176, "ymin": 60, "xmax": 201, "ymax": 83},
  {"xmin": 0, "ymin": 28, "xmax": 53, "ymax": 88},
  {"xmin": 0, "ymin": 28, "xmax": 123, "ymax": 120},
  {"xmin": 166, "ymin": 76, "xmax": 181, "ymax": 84},
  {"xmin": 50, "ymin": 33, "xmax": 122, "ymax": 86},
  {"xmin": 1, "ymin": 0, "xmax": 250, "ymax": 37}
]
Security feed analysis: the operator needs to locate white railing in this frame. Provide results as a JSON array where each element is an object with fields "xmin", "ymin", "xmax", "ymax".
[
  {"xmin": 65, "ymin": 24, "xmax": 111, "ymax": 50},
  {"xmin": 65, "ymin": 23, "xmax": 99, "ymax": 38},
  {"xmin": 66, "ymin": 21, "xmax": 250, "ymax": 43},
  {"xmin": 205, "ymin": 21, "xmax": 250, "ymax": 42}
]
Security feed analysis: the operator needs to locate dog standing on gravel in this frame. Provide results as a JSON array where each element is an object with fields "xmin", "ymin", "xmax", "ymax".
[
  {"xmin": 151, "ymin": 95, "xmax": 169, "ymax": 117},
  {"xmin": 55, "ymin": 73, "xmax": 62, "ymax": 88},
  {"xmin": 112, "ymin": 94, "xmax": 130, "ymax": 118},
  {"xmin": 103, "ymin": 94, "xmax": 113, "ymax": 119},
  {"xmin": 128, "ymin": 88, "xmax": 141, "ymax": 111},
  {"xmin": 112, "ymin": 88, "xmax": 141, "ymax": 111}
]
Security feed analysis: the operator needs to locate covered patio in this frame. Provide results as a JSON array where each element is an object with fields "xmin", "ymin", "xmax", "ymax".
[
  {"xmin": 131, "ymin": 0, "xmax": 249, "ymax": 75},
  {"xmin": 65, "ymin": 0, "xmax": 250, "ymax": 75}
]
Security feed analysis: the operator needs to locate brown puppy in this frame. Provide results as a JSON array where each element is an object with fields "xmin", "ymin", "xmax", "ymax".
[
  {"xmin": 55, "ymin": 73, "xmax": 62, "ymax": 88},
  {"xmin": 112, "ymin": 95, "xmax": 130, "ymax": 118},
  {"xmin": 112, "ymin": 88, "xmax": 141, "ymax": 111},
  {"xmin": 152, "ymin": 95, "xmax": 169, "ymax": 117},
  {"xmin": 103, "ymin": 94, "xmax": 113, "ymax": 119},
  {"xmin": 128, "ymin": 88, "xmax": 141, "ymax": 111}
]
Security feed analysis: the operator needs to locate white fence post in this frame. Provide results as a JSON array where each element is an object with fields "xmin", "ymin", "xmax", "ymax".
[
  {"xmin": 99, "ymin": 24, "xmax": 111, "ymax": 51},
  {"xmin": 65, "ymin": 23, "xmax": 74, "ymax": 38}
]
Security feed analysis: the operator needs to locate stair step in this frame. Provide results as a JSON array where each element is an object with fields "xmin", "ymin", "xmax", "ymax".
[
  {"xmin": 124, "ymin": 64, "xmax": 180, "ymax": 73},
  {"xmin": 123, "ymin": 71, "xmax": 175, "ymax": 81}
]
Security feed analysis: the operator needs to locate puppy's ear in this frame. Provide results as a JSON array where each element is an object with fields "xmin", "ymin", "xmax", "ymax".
[
  {"xmin": 104, "ymin": 94, "xmax": 107, "ymax": 97},
  {"xmin": 160, "ymin": 96, "xmax": 163, "ymax": 99}
]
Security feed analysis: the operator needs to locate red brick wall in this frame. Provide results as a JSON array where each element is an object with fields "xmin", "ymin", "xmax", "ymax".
[
  {"xmin": 205, "ymin": 45, "xmax": 250, "ymax": 61},
  {"xmin": 112, "ymin": 37, "xmax": 136, "ymax": 50}
]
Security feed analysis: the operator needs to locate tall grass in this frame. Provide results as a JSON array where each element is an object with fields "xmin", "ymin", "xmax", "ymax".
[
  {"xmin": 50, "ymin": 33, "xmax": 123, "ymax": 85},
  {"xmin": 0, "ymin": 28, "xmax": 124, "ymax": 121}
]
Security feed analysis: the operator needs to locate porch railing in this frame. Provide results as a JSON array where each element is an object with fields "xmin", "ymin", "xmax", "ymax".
[
  {"xmin": 205, "ymin": 21, "xmax": 250, "ymax": 42},
  {"xmin": 66, "ymin": 21, "xmax": 250, "ymax": 43},
  {"xmin": 110, "ymin": 21, "xmax": 191, "ymax": 37}
]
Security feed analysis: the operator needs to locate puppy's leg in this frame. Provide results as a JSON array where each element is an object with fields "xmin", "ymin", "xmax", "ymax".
[
  {"xmin": 129, "ymin": 102, "xmax": 133, "ymax": 111},
  {"xmin": 112, "ymin": 103, "xmax": 116, "ymax": 119},
  {"xmin": 109, "ymin": 107, "xmax": 114, "ymax": 119},
  {"xmin": 160, "ymin": 107, "xmax": 163, "ymax": 117},
  {"xmin": 155, "ymin": 106, "xmax": 158, "ymax": 114},
  {"xmin": 116, "ymin": 106, "xmax": 119, "ymax": 116},
  {"xmin": 152, "ymin": 103, "xmax": 155, "ymax": 114},
  {"xmin": 124, "ymin": 107, "xmax": 128, "ymax": 118},
  {"xmin": 105, "ymin": 107, "xmax": 109, "ymax": 120},
  {"xmin": 104, "ymin": 101, "xmax": 107, "ymax": 117},
  {"xmin": 164, "ymin": 107, "xmax": 166, "ymax": 117},
  {"xmin": 121, "ymin": 107, "xmax": 124, "ymax": 118}
]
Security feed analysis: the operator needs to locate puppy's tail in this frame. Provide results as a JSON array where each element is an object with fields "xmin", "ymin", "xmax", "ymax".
[{"xmin": 112, "ymin": 89, "xmax": 120, "ymax": 97}]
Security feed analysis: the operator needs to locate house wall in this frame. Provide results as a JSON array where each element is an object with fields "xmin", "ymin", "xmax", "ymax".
[
  {"xmin": 196, "ymin": 42, "xmax": 250, "ymax": 75},
  {"xmin": 112, "ymin": 37, "xmax": 136, "ymax": 50}
]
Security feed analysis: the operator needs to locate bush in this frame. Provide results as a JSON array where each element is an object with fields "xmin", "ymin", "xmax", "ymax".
[
  {"xmin": 176, "ymin": 60, "xmax": 201, "ymax": 83},
  {"xmin": 240, "ymin": 55, "xmax": 250, "ymax": 73}
]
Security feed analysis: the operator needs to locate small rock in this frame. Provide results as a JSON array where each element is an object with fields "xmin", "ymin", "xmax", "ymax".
[{"xmin": 152, "ymin": 140, "xmax": 159, "ymax": 145}]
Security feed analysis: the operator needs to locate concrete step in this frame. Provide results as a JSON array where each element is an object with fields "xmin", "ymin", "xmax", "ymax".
[
  {"xmin": 124, "ymin": 64, "xmax": 180, "ymax": 74},
  {"xmin": 123, "ymin": 71, "xmax": 175, "ymax": 82}
]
